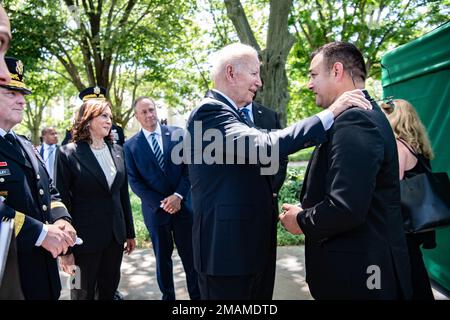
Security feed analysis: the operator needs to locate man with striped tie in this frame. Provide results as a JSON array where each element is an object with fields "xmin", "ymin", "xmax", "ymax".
[{"xmin": 123, "ymin": 96, "xmax": 199, "ymax": 300}]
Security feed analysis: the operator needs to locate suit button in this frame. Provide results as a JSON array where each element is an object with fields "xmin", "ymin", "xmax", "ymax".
[
  {"xmin": 36, "ymin": 174, "xmax": 41, "ymax": 180},
  {"xmin": 42, "ymin": 204, "xmax": 48, "ymax": 211},
  {"xmin": 0, "ymin": 178, "xmax": 4, "ymax": 182},
  {"xmin": 39, "ymin": 189, "xmax": 44, "ymax": 196}
]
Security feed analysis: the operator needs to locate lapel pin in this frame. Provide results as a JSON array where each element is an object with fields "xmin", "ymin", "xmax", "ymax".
[{"xmin": 257, "ymin": 110, "xmax": 262, "ymax": 114}]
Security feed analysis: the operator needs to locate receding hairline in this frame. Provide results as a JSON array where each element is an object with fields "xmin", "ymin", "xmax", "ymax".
[{"xmin": 133, "ymin": 96, "xmax": 156, "ymax": 110}]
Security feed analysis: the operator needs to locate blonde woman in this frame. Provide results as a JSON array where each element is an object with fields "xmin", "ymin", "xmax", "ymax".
[{"xmin": 382, "ymin": 98, "xmax": 435, "ymax": 300}]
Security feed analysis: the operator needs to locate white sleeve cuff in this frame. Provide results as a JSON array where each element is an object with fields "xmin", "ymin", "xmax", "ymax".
[
  {"xmin": 316, "ymin": 109, "xmax": 334, "ymax": 131},
  {"xmin": 174, "ymin": 193, "xmax": 183, "ymax": 200},
  {"xmin": 35, "ymin": 224, "xmax": 48, "ymax": 246}
]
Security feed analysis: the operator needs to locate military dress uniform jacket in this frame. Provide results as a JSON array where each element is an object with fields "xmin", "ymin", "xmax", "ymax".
[{"xmin": 0, "ymin": 134, "xmax": 71, "ymax": 300}]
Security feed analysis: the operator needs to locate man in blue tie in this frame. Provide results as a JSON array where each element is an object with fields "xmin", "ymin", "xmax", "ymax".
[
  {"xmin": 123, "ymin": 96, "xmax": 199, "ymax": 300},
  {"xmin": 37, "ymin": 127, "xmax": 59, "ymax": 181}
]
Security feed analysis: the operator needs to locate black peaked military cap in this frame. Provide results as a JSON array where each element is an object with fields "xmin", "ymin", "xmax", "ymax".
[
  {"xmin": 79, "ymin": 85, "xmax": 106, "ymax": 101},
  {"xmin": 0, "ymin": 57, "xmax": 32, "ymax": 95}
]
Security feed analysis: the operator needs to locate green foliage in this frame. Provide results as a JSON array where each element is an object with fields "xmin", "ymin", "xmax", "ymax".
[
  {"xmin": 288, "ymin": 147, "xmax": 314, "ymax": 162},
  {"xmin": 277, "ymin": 166, "xmax": 307, "ymax": 245},
  {"xmin": 129, "ymin": 188, "xmax": 151, "ymax": 248}
]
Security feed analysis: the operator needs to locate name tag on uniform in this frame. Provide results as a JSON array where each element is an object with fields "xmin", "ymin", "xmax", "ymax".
[{"xmin": 0, "ymin": 169, "xmax": 11, "ymax": 176}]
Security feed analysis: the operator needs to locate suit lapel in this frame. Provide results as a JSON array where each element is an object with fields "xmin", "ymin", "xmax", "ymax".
[
  {"xmin": 109, "ymin": 144, "xmax": 123, "ymax": 192},
  {"xmin": 137, "ymin": 130, "xmax": 159, "ymax": 170},
  {"xmin": 73, "ymin": 141, "xmax": 110, "ymax": 193},
  {"xmin": 252, "ymin": 103, "xmax": 264, "ymax": 129},
  {"xmin": 16, "ymin": 136, "xmax": 40, "ymax": 173},
  {"xmin": 161, "ymin": 125, "xmax": 171, "ymax": 171},
  {"xmin": 0, "ymin": 138, "xmax": 30, "ymax": 168},
  {"xmin": 300, "ymin": 145, "xmax": 320, "ymax": 204}
]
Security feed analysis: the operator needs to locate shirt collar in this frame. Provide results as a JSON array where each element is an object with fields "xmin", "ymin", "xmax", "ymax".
[
  {"xmin": 142, "ymin": 122, "xmax": 162, "ymax": 139},
  {"xmin": 211, "ymin": 89, "xmax": 238, "ymax": 110},
  {"xmin": 243, "ymin": 102, "xmax": 253, "ymax": 113},
  {"xmin": 0, "ymin": 128, "xmax": 16, "ymax": 138},
  {"xmin": 43, "ymin": 142, "xmax": 55, "ymax": 149}
]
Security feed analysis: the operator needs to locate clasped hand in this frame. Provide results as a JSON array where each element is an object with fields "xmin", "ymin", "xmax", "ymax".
[
  {"xmin": 279, "ymin": 203, "xmax": 304, "ymax": 235},
  {"xmin": 160, "ymin": 195, "xmax": 181, "ymax": 214}
]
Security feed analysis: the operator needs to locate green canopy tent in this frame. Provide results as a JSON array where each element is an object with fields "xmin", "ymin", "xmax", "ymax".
[{"xmin": 382, "ymin": 21, "xmax": 450, "ymax": 292}]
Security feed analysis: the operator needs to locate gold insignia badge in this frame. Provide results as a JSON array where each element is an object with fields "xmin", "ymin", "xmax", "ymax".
[
  {"xmin": 94, "ymin": 86, "xmax": 100, "ymax": 95},
  {"xmin": 16, "ymin": 60, "xmax": 24, "ymax": 76}
]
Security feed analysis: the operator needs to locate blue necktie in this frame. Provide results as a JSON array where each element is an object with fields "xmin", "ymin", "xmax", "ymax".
[
  {"xmin": 239, "ymin": 108, "xmax": 255, "ymax": 127},
  {"xmin": 150, "ymin": 133, "xmax": 165, "ymax": 171}
]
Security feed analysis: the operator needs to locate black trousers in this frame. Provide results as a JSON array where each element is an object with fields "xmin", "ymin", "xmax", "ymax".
[
  {"xmin": 198, "ymin": 272, "xmax": 263, "ymax": 300},
  {"xmin": 406, "ymin": 234, "xmax": 434, "ymax": 300},
  {"xmin": 255, "ymin": 203, "xmax": 278, "ymax": 300},
  {"xmin": 70, "ymin": 240, "xmax": 123, "ymax": 300}
]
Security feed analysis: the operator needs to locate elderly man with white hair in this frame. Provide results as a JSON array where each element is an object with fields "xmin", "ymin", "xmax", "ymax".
[{"xmin": 185, "ymin": 42, "xmax": 371, "ymax": 299}]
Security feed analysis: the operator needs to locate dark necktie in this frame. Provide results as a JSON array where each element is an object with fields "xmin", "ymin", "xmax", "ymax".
[
  {"xmin": 150, "ymin": 132, "xmax": 165, "ymax": 171},
  {"xmin": 239, "ymin": 108, "xmax": 255, "ymax": 127},
  {"xmin": 4, "ymin": 133, "xmax": 23, "ymax": 155}
]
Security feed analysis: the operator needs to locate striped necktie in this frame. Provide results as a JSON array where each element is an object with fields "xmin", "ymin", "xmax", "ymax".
[
  {"xmin": 239, "ymin": 107, "xmax": 255, "ymax": 127},
  {"xmin": 150, "ymin": 132, "xmax": 165, "ymax": 171}
]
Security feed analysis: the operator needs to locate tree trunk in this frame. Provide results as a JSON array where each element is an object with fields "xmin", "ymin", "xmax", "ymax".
[
  {"xmin": 224, "ymin": 0, "xmax": 294, "ymax": 127},
  {"xmin": 260, "ymin": 0, "xmax": 295, "ymax": 127}
]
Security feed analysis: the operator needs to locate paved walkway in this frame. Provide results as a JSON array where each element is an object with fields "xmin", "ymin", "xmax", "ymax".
[
  {"xmin": 59, "ymin": 245, "xmax": 447, "ymax": 300},
  {"xmin": 59, "ymin": 246, "xmax": 311, "ymax": 300}
]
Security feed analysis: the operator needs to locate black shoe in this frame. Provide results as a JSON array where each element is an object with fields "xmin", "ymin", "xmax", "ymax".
[{"xmin": 113, "ymin": 290, "xmax": 124, "ymax": 300}]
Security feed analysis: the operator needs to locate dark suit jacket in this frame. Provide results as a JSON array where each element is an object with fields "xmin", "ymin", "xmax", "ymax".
[
  {"xmin": 123, "ymin": 125, "xmax": 192, "ymax": 227},
  {"xmin": 186, "ymin": 90, "xmax": 327, "ymax": 276},
  {"xmin": 56, "ymin": 141, "xmax": 135, "ymax": 254},
  {"xmin": 252, "ymin": 102, "xmax": 288, "ymax": 194},
  {"xmin": 298, "ymin": 91, "xmax": 412, "ymax": 299},
  {"xmin": 0, "ymin": 134, "xmax": 70, "ymax": 299}
]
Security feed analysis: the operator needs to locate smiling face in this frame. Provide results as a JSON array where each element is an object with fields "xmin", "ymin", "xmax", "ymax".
[
  {"xmin": 228, "ymin": 55, "xmax": 262, "ymax": 108},
  {"xmin": 0, "ymin": 87, "xmax": 26, "ymax": 131},
  {"xmin": 307, "ymin": 53, "xmax": 337, "ymax": 109},
  {"xmin": 88, "ymin": 105, "xmax": 113, "ymax": 140}
]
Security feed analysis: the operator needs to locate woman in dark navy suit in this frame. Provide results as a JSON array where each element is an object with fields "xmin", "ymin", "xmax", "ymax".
[{"xmin": 56, "ymin": 99, "xmax": 135, "ymax": 300}]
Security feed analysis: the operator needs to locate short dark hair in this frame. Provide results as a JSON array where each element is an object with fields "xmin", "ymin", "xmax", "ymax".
[
  {"xmin": 311, "ymin": 42, "xmax": 367, "ymax": 82},
  {"xmin": 41, "ymin": 127, "xmax": 54, "ymax": 137}
]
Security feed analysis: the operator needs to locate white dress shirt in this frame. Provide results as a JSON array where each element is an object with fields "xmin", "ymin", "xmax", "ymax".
[
  {"xmin": 141, "ymin": 124, "xmax": 183, "ymax": 200},
  {"xmin": 41, "ymin": 143, "xmax": 57, "ymax": 180}
]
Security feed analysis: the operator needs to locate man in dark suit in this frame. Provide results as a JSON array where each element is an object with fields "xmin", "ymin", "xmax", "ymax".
[
  {"xmin": 280, "ymin": 42, "xmax": 413, "ymax": 299},
  {"xmin": 0, "ymin": 56, "xmax": 76, "ymax": 299},
  {"xmin": 124, "ymin": 96, "xmax": 200, "ymax": 300},
  {"xmin": 241, "ymin": 100, "xmax": 288, "ymax": 299},
  {"xmin": 186, "ymin": 42, "xmax": 371, "ymax": 299},
  {"xmin": 37, "ymin": 127, "xmax": 59, "ymax": 181}
]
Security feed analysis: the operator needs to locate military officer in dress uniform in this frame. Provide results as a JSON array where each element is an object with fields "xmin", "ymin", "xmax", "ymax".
[{"xmin": 0, "ymin": 56, "xmax": 77, "ymax": 299}]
